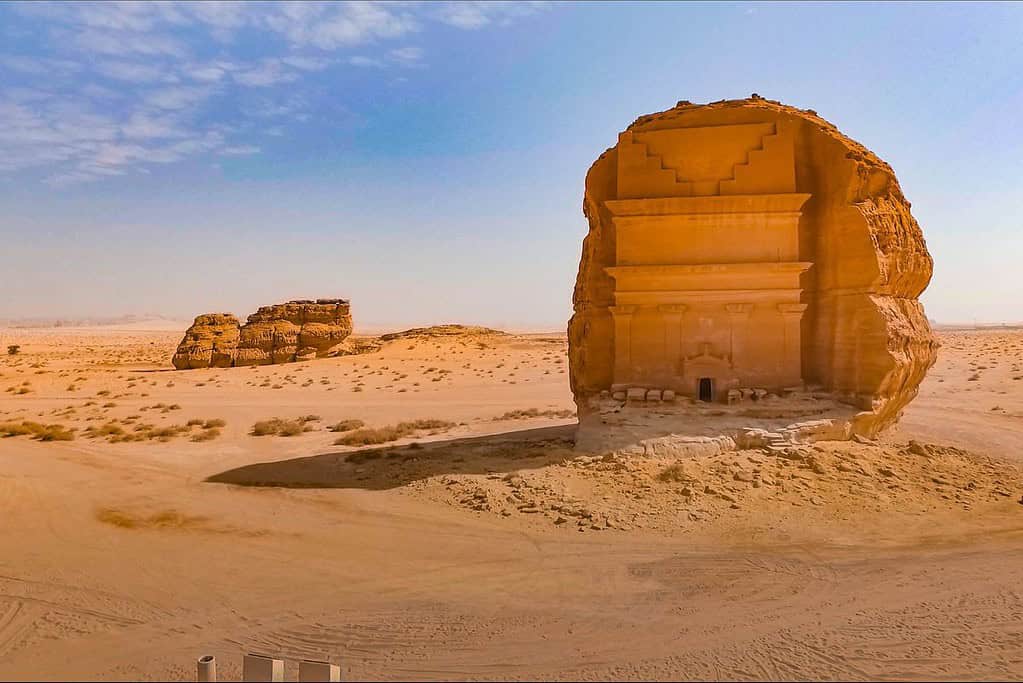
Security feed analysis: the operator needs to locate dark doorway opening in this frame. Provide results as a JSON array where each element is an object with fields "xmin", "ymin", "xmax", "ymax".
[{"xmin": 698, "ymin": 377, "xmax": 714, "ymax": 402}]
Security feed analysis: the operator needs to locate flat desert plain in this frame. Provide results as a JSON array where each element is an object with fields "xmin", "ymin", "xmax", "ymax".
[{"xmin": 0, "ymin": 324, "xmax": 1021, "ymax": 681}]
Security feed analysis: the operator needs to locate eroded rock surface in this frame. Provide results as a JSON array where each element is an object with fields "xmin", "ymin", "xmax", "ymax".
[
  {"xmin": 173, "ymin": 299, "xmax": 351, "ymax": 369},
  {"xmin": 171, "ymin": 313, "xmax": 240, "ymax": 370},
  {"xmin": 568, "ymin": 96, "xmax": 937, "ymax": 441}
]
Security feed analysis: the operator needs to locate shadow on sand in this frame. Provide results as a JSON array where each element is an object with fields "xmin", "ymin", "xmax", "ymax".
[{"xmin": 205, "ymin": 423, "xmax": 577, "ymax": 491}]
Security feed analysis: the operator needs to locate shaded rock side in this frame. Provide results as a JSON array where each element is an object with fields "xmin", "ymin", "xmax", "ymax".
[
  {"xmin": 568, "ymin": 96, "xmax": 938, "ymax": 437},
  {"xmin": 173, "ymin": 299, "xmax": 352, "ymax": 369},
  {"xmin": 171, "ymin": 313, "xmax": 241, "ymax": 370}
]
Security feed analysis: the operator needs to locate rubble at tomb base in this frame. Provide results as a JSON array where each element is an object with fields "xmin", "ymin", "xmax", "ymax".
[
  {"xmin": 172, "ymin": 299, "xmax": 352, "ymax": 370},
  {"xmin": 568, "ymin": 96, "xmax": 938, "ymax": 445}
]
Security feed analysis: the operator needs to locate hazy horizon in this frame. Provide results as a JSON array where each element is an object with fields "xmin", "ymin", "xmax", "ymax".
[{"xmin": 2, "ymin": 2, "xmax": 1021, "ymax": 326}]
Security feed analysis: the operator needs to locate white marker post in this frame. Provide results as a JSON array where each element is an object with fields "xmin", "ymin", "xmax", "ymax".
[
  {"xmin": 298, "ymin": 659, "xmax": 341, "ymax": 682},
  {"xmin": 196, "ymin": 655, "xmax": 216, "ymax": 682},
  {"xmin": 242, "ymin": 653, "xmax": 284, "ymax": 682}
]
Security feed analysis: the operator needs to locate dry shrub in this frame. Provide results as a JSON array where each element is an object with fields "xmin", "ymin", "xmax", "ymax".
[
  {"xmin": 495, "ymin": 408, "xmax": 576, "ymax": 420},
  {"xmin": 191, "ymin": 428, "xmax": 221, "ymax": 442},
  {"xmin": 251, "ymin": 415, "xmax": 316, "ymax": 437},
  {"xmin": 334, "ymin": 418, "xmax": 455, "ymax": 446},
  {"xmin": 0, "ymin": 421, "xmax": 75, "ymax": 441},
  {"xmin": 328, "ymin": 419, "xmax": 365, "ymax": 433},
  {"xmin": 657, "ymin": 464, "xmax": 692, "ymax": 483}
]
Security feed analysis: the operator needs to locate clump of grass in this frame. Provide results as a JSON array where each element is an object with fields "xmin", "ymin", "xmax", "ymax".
[
  {"xmin": 657, "ymin": 464, "xmax": 693, "ymax": 483},
  {"xmin": 495, "ymin": 408, "xmax": 576, "ymax": 421},
  {"xmin": 186, "ymin": 417, "xmax": 226, "ymax": 429},
  {"xmin": 0, "ymin": 421, "xmax": 75, "ymax": 441},
  {"xmin": 191, "ymin": 428, "xmax": 221, "ymax": 442},
  {"xmin": 250, "ymin": 415, "xmax": 318, "ymax": 437},
  {"xmin": 328, "ymin": 419, "xmax": 365, "ymax": 433},
  {"xmin": 334, "ymin": 418, "xmax": 455, "ymax": 446},
  {"xmin": 84, "ymin": 422, "xmax": 125, "ymax": 439}
]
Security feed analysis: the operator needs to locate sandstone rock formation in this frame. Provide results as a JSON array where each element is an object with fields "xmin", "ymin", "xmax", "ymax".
[
  {"xmin": 171, "ymin": 313, "xmax": 240, "ymax": 370},
  {"xmin": 568, "ymin": 96, "xmax": 937, "ymax": 439},
  {"xmin": 172, "ymin": 299, "xmax": 352, "ymax": 370}
]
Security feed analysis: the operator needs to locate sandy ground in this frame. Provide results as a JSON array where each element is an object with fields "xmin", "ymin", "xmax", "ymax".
[{"xmin": 0, "ymin": 325, "xmax": 1021, "ymax": 681}]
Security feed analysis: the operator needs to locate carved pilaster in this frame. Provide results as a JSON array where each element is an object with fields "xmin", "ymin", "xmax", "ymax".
[
  {"xmin": 609, "ymin": 305, "xmax": 638, "ymax": 384},
  {"xmin": 778, "ymin": 303, "xmax": 808, "ymax": 384},
  {"xmin": 657, "ymin": 304, "xmax": 687, "ymax": 375},
  {"xmin": 725, "ymin": 303, "xmax": 753, "ymax": 369}
]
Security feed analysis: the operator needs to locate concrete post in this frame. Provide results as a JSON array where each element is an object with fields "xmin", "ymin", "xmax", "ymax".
[{"xmin": 196, "ymin": 655, "xmax": 216, "ymax": 683}]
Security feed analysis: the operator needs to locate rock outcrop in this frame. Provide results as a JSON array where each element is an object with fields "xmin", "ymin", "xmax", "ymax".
[
  {"xmin": 171, "ymin": 313, "xmax": 240, "ymax": 370},
  {"xmin": 172, "ymin": 299, "xmax": 352, "ymax": 370},
  {"xmin": 568, "ymin": 96, "xmax": 938, "ymax": 439}
]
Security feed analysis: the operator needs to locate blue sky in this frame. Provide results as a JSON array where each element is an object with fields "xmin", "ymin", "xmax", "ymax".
[{"xmin": 1, "ymin": 1, "xmax": 1021, "ymax": 328}]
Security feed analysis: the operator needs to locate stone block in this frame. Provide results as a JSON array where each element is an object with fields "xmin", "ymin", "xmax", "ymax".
[
  {"xmin": 243, "ymin": 654, "xmax": 284, "ymax": 682},
  {"xmin": 298, "ymin": 660, "xmax": 341, "ymax": 682},
  {"xmin": 646, "ymin": 389, "xmax": 662, "ymax": 402},
  {"xmin": 661, "ymin": 389, "xmax": 675, "ymax": 402},
  {"xmin": 626, "ymin": 387, "xmax": 647, "ymax": 401}
]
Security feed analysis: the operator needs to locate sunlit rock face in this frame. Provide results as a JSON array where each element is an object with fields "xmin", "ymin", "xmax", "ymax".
[
  {"xmin": 171, "ymin": 313, "xmax": 240, "ymax": 370},
  {"xmin": 568, "ymin": 96, "xmax": 937, "ymax": 446},
  {"xmin": 173, "ymin": 299, "xmax": 352, "ymax": 369}
]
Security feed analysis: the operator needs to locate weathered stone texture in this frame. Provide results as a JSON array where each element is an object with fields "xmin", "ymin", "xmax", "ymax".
[
  {"xmin": 568, "ymin": 96, "xmax": 937, "ymax": 437},
  {"xmin": 173, "ymin": 299, "xmax": 352, "ymax": 370},
  {"xmin": 171, "ymin": 313, "xmax": 240, "ymax": 370}
]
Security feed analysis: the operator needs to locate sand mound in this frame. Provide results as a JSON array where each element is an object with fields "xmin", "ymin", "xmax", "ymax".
[
  {"xmin": 378, "ymin": 324, "xmax": 507, "ymax": 341},
  {"xmin": 410, "ymin": 437, "xmax": 1023, "ymax": 536}
]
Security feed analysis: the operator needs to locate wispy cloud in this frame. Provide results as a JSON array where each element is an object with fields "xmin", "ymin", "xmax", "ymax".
[
  {"xmin": 0, "ymin": 1, "xmax": 550, "ymax": 184},
  {"xmin": 389, "ymin": 46, "xmax": 424, "ymax": 68},
  {"xmin": 434, "ymin": 2, "xmax": 550, "ymax": 30}
]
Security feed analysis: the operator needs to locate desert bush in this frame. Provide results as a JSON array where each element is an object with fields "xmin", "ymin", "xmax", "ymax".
[
  {"xmin": 398, "ymin": 418, "xmax": 455, "ymax": 431},
  {"xmin": 202, "ymin": 418, "xmax": 226, "ymax": 429},
  {"xmin": 333, "ymin": 418, "xmax": 455, "ymax": 446},
  {"xmin": 328, "ymin": 419, "xmax": 365, "ymax": 432},
  {"xmin": 278, "ymin": 421, "xmax": 304, "ymax": 437},
  {"xmin": 495, "ymin": 408, "xmax": 576, "ymax": 420},
  {"xmin": 0, "ymin": 421, "xmax": 74, "ymax": 441},
  {"xmin": 36, "ymin": 424, "xmax": 75, "ymax": 441},
  {"xmin": 251, "ymin": 417, "xmax": 308, "ymax": 437},
  {"xmin": 84, "ymin": 422, "xmax": 125, "ymax": 439},
  {"xmin": 335, "ymin": 425, "xmax": 405, "ymax": 446},
  {"xmin": 191, "ymin": 427, "xmax": 221, "ymax": 442},
  {"xmin": 657, "ymin": 464, "xmax": 692, "ymax": 483},
  {"xmin": 6, "ymin": 345, "xmax": 19, "ymax": 355}
]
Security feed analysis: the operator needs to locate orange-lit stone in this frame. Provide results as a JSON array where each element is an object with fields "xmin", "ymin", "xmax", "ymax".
[{"xmin": 569, "ymin": 96, "xmax": 937, "ymax": 443}]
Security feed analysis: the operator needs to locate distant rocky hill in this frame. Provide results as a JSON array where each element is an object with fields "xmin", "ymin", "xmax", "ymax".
[
  {"xmin": 378, "ymin": 324, "xmax": 507, "ymax": 341},
  {"xmin": 172, "ymin": 299, "xmax": 352, "ymax": 370}
]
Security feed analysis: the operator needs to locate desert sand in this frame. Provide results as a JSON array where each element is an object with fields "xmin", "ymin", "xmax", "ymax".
[{"xmin": 0, "ymin": 323, "xmax": 1021, "ymax": 681}]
